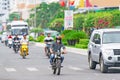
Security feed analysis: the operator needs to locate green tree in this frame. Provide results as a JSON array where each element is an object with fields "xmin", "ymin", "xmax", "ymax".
[
  {"xmin": 74, "ymin": 14, "xmax": 85, "ymax": 30},
  {"xmin": 29, "ymin": 2, "xmax": 65, "ymax": 29},
  {"xmin": 30, "ymin": 27, "xmax": 43, "ymax": 38},
  {"xmin": 9, "ymin": 12, "xmax": 20, "ymax": 21},
  {"xmin": 50, "ymin": 18, "xmax": 64, "ymax": 32}
]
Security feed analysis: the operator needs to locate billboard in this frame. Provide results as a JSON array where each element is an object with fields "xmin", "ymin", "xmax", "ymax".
[{"xmin": 64, "ymin": 10, "xmax": 73, "ymax": 30}]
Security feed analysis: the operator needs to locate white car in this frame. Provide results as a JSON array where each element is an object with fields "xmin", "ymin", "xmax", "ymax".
[
  {"xmin": 1, "ymin": 34, "xmax": 7, "ymax": 43},
  {"xmin": 1, "ymin": 32, "xmax": 8, "ymax": 43},
  {"xmin": 88, "ymin": 29, "xmax": 120, "ymax": 73}
]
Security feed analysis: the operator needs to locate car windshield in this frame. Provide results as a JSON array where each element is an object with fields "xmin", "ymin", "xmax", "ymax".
[{"xmin": 103, "ymin": 31, "xmax": 120, "ymax": 44}]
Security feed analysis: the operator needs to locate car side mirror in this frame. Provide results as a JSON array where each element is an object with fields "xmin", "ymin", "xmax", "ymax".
[{"xmin": 94, "ymin": 39, "xmax": 100, "ymax": 44}]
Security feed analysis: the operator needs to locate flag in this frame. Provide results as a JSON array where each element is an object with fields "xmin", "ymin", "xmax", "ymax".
[
  {"xmin": 86, "ymin": 0, "xmax": 92, "ymax": 7},
  {"xmin": 77, "ymin": 0, "xmax": 85, "ymax": 8}
]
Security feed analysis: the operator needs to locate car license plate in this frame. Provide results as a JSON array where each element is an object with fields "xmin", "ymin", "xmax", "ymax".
[{"xmin": 118, "ymin": 57, "xmax": 120, "ymax": 61}]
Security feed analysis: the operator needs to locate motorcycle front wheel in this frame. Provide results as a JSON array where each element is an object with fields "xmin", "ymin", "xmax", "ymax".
[
  {"xmin": 22, "ymin": 52, "xmax": 26, "ymax": 59},
  {"xmin": 56, "ymin": 59, "xmax": 61, "ymax": 75}
]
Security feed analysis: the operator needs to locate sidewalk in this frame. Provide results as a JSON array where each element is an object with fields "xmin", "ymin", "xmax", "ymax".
[{"xmin": 33, "ymin": 42, "xmax": 87, "ymax": 56}]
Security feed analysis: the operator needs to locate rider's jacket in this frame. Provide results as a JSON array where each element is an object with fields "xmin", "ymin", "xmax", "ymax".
[
  {"xmin": 51, "ymin": 42, "xmax": 65, "ymax": 52},
  {"xmin": 20, "ymin": 39, "xmax": 29, "ymax": 44},
  {"xmin": 44, "ymin": 37, "xmax": 54, "ymax": 45}
]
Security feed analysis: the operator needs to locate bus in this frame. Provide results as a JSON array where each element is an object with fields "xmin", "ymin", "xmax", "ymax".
[{"xmin": 8, "ymin": 20, "xmax": 29, "ymax": 39}]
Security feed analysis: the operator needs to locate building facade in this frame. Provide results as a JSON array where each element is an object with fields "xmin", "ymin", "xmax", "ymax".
[
  {"xmin": 0, "ymin": 0, "xmax": 11, "ymax": 22},
  {"xmin": 11, "ymin": 0, "xmax": 59, "ymax": 20},
  {"xmin": 76, "ymin": 0, "xmax": 120, "ymax": 8}
]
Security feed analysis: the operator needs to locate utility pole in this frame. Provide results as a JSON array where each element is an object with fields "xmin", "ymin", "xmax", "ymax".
[{"xmin": 34, "ymin": 0, "xmax": 36, "ymax": 27}]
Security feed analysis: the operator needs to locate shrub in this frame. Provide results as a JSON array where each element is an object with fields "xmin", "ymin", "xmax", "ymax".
[
  {"xmin": 65, "ymin": 31, "xmax": 88, "ymax": 40},
  {"xmin": 61, "ymin": 30, "xmax": 73, "ymax": 35},
  {"xmin": 78, "ymin": 31, "xmax": 88, "ymax": 39},
  {"xmin": 62, "ymin": 42, "xmax": 67, "ymax": 45},
  {"xmin": 29, "ymin": 36, "xmax": 35, "ymax": 41},
  {"xmin": 79, "ymin": 39, "xmax": 89, "ymax": 45},
  {"xmin": 36, "ymin": 35, "xmax": 45, "ymax": 42},
  {"xmin": 75, "ymin": 44, "xmax": 88, "ymax": 49}
]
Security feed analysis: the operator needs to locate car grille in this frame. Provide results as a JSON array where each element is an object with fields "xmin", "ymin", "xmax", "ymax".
[{"xmin": 114, "ymin": 49, "xmax": 120, "ymax": 55}]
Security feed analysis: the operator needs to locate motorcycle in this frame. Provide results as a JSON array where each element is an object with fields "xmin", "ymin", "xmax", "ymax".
[
  {"xmin": 46, "ymin": 46, "xmax": 51, "ymax": 58},
  {"xmin": 8, "ymin": 38, "xmax": 12, "ymax": 48},
  {"xmin": 20, "ymin": 42, "xmax": 28, "ymax": 59},
  {"xmin": 52, "ymin": 50, "xmax": 62, "ymax": 75},
  {"xmin": 13, "ymin": 40, "xmax": 20, "ymax": 53}
]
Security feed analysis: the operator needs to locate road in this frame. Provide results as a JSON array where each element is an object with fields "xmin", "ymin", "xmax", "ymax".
[{"xmin": 0, "ymin": 42, "xmax": 120, "ymax": 80}]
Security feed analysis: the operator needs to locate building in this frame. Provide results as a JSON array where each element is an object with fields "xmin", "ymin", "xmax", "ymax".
[
  {"xmin": 76, "ymin": 0, "xmax": 120, "ymax": 8},
  {"xmin": 0, "ymin": 0, "xmax": 11, "ymax": 22},
  {"xmin": 90, "ymin": 0, "xmax": 120, "ymax": 7},
  {"xmin": 10, "ymin": 0, "xmax": 60, "ymax": 20}
]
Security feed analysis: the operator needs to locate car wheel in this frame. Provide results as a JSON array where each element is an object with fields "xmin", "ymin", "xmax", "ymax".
[
  {"xmin": 100, "ymin": 55, "xmax": 108, "ymax": 73},
  {"xmin": 88, "ymin": 54, "xmax": 97, "ymax": 69}
]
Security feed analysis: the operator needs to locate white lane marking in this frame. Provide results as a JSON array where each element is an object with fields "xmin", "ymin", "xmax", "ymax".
[
  {"xmin": 5, "ymin": 68, "xmax": 16, "ymax": 72},
  {"xmin": 26, "ymin": 67, "xmax": 38, "ymax": 71},
  {"xmin": 94, "ymin": 73, "xmax": 99, "ymax": 76},
  {"xmin": 68, "ymin": 66, "xmax": 83, "ymax": 71}
]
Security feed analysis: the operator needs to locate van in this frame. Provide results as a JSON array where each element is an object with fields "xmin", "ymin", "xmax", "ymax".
[{"xmin": 44, "ymin": 30, "xmax": 59, "ymax": 37}]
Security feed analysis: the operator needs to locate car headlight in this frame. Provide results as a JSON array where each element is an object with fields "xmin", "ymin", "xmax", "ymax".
[{"xmin": 103, "ymin": 49, "xmax": 113, "ymax": 55}]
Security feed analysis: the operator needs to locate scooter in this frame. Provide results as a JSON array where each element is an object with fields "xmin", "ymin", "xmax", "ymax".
[
  {"xmin": 20, "ymin": 42, "xmax": 28, "ymax": 59},
  {"xmin": 8, "ymin": 38, "xmax": 12, "ymax": 48}
]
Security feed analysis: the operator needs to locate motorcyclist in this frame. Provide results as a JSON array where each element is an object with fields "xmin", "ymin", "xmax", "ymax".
[
  {"xmin": 50, "ymin": 36, "xmax": 66, "ymax": 66},
  {"xmin": 4, "ymin": 35, "xmax": 8, "ymax": 46},
  {"xmin": 13, "ymin": 34, "xmax": 20, "ymax": 49},
  {"xmin": 8, "ymin": 35, "xmax": 13, "ymax": 48},
  {"xmin": 44, "ymin": 33, "xmax": 54, "ymax": 55},
  {"xmin": 13, "ymin": 34, "xmax": 20, "ymax": 41},
  {"xmin": 8, "ymin": 35, "xmax": 12, "ymax": 39},
  {"xmin": 20, "ymin": 34, "xmax": 29, "ymax": 44},
  {"xmin": 20, "ymin": 34, "xmax": 29, "ymax": 55}
]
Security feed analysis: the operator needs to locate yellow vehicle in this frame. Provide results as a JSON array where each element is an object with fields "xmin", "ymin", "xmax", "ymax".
[{"xmin": 20, "ymin": 42, "xmax": 28, "ymax": 59}]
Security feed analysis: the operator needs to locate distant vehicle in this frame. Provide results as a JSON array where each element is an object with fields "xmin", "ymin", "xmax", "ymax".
[
  {"xmin": 7, "ymin": 20, "xmax": 29, "ymax": 40},
  {"xmin": 88, "ymin": 29, "xmax": 120, "ymax": 73},
  {"xmin": 44, "ymin": 30, "xmax": 59, "ymax": 37},
  {"xmin": 0, "ymin": 34, "xmax": 2, "ymax": 40},
  {"xmin": 1, "ymin": 32, "xmax": 7, "ymax": 43}
]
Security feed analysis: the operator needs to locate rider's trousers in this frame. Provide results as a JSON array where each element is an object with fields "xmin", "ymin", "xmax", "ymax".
[{"xmin": 50, "ymin": 54, "xmax": 64, "ymax": 65}]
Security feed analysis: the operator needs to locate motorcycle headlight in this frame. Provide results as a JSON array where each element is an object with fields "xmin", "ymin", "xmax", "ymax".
[{"xmin": 103, "ymin": 49, "xmax": 113, "ymax": 55}]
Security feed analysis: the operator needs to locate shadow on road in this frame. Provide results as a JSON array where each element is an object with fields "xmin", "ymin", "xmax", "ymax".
[{"xmin": 108, "ymin": 68, "xmax": 120, "ymax": 73}]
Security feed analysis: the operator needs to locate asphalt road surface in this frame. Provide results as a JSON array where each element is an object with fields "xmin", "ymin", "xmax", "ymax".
[{"xmin": 0, "ymin": 42, "xmax": 120, "ymax": 80}]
